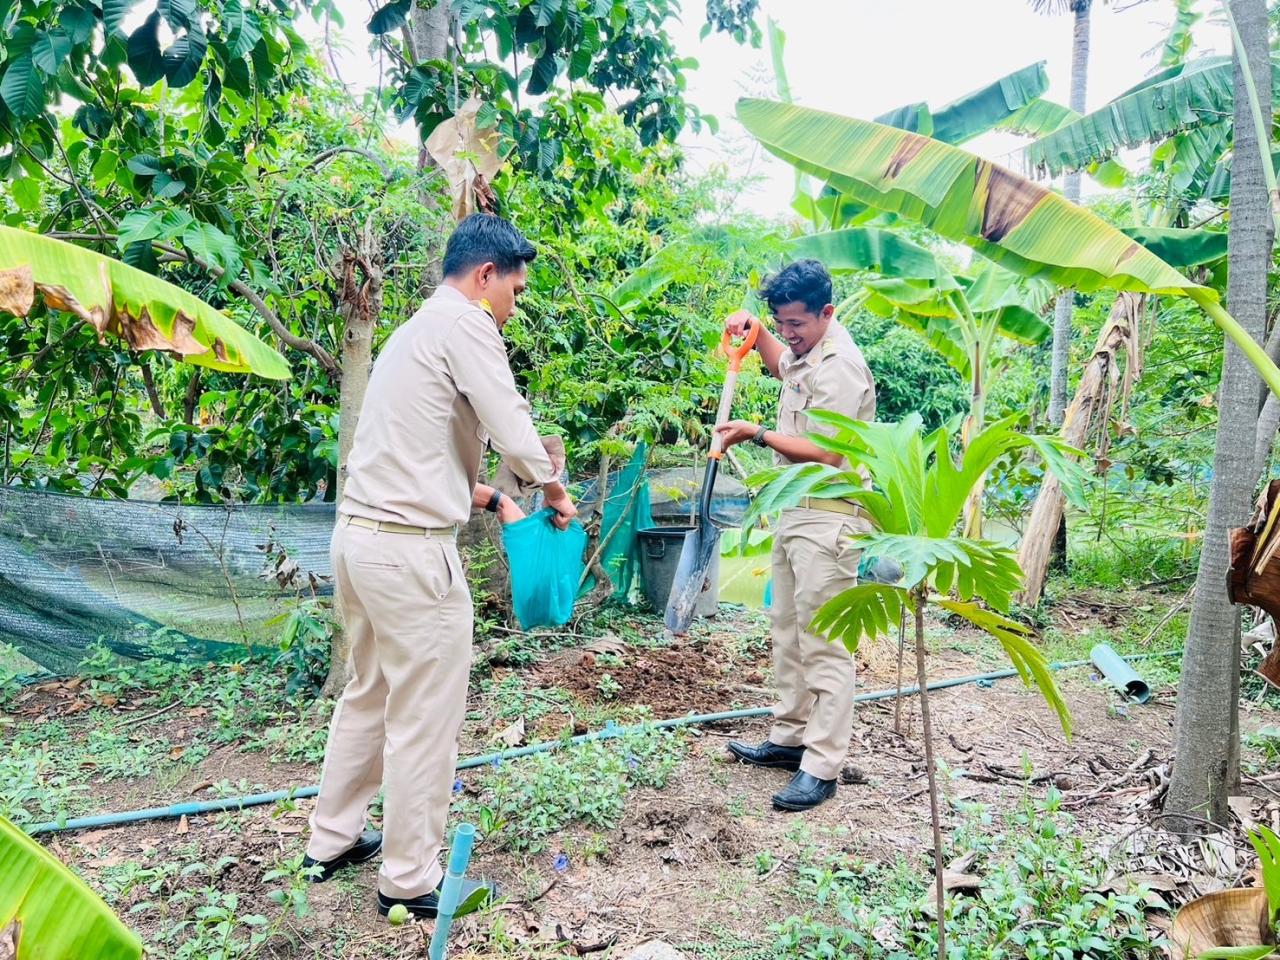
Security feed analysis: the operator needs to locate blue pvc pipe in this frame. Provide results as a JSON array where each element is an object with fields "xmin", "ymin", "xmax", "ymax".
[
  {"xmin": 1091, "ymin": 643, "xmax": 1152, "ymax": 703},
  {"xmin": 26, "ymin": 649, "xmax": 1180, "ymax": 836},
  {"xmin": 428, "ymin": 823, "xmax": 476, "ymax": 960}
]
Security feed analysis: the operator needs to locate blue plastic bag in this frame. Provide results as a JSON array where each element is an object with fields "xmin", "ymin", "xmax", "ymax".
[{"xmin": 502, "ymin": 509, "xmax": 588, "ymax": 630}]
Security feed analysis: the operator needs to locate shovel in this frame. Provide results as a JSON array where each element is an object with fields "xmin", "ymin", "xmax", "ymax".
[{"xmin": 665, "ymin": 319, "xmax": 760, "ymax": 634}]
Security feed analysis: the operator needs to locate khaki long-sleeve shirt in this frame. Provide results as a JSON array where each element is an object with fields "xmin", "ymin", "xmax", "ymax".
[
  {"xmin": 775, "ymin": 320, "xmax": 876, "ymax": 467},
  {"xmin": 340, "ymin": 285, "xmax": 557, "ymax": 528}
]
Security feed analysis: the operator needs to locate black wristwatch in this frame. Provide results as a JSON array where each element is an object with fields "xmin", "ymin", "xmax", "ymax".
[
  {"xmin": 752, "ymin": 426, "xmax": 770, "ymax": 448},
  {"xmin": 485, "ymin": 489, "xmax": 503, "ymax": 513}
]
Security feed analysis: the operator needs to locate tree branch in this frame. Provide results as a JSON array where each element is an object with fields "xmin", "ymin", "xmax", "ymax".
[
  {"xmin": 305, "ymin": 145, "xmax": 392, "ymax": 179},
  {"xmin": 138, "ymin": 357, "xmax": 167, "ymax": 419}
]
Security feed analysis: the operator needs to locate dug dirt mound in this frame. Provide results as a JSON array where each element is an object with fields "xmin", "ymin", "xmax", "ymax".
[{"xmin": 539, "ymin": 644, "xmax": 751, "ymax": 716}]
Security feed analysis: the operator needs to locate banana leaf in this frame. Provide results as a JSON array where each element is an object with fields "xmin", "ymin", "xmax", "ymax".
[
  {"xmin": 785, "ymin": 227, "xmax": 943, "ymax": 281},
  {"xmin": 875, "ymin": 102, "xmax": 932, "ymax": 136},
  {"xmin": 1159, "ymin": 0, "xmax": 1200, "ymax": 68},
  {"xmin": 737, "ymin": 98, "xmax": 1202, "ymax": 296},
  {"xmin": 997, "ymin": 98, "xmax": 1079, "ymax": 137},
  {"xmin": 814, "ymin": 64, "xmax": 1056, "ymax": 229},
  {"xmin": 735, "ymin": 97, "xmax": 1280, "ymax": 398},
  {"xmin": 0, "ymin": 815, "xmax": 142, "ymax": 959},
  {"xmin": 1024, "ymin": 56, "xmax": 1280, "ymax": 178},
  {"xmin": 0, "ymin": 227, "xmax": 289, "ymax": 379},
  {"xmin": 930, "ymin": 61, "xmax": 1050, "ymax": 145},
  {"xmin": 1205, "ymin": 144, "xmax": 1280, "ymax": 201},
  {"xmin": 1159, "ymin": 122, "xmax": 1231, "ymax": 201},
  {"xmin": 1121, "ymin": 226, "xmax": 1228, "ymax": 268}
]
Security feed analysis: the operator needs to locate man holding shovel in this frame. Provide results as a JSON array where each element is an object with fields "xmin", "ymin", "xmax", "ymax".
[
  {"xmin": 302, "ymin": 214, "xmax": 577, "ymax": 916},
  {"xmin": 715, "ymin": 259, "xmax": 876, "ymax": 812}
]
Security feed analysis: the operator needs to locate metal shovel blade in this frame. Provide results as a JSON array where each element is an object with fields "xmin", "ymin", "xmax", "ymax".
[{"xmin": 664, "ymin": 523, "xmax": 721, "ymax": 634}]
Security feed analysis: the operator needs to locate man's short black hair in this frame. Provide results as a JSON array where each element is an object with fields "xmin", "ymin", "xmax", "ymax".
[
  {"xmin": 442, "ymin": 214, "xmax": 536, "ymax": 278},
  {"xmin": 757, "ymin": 259, "xmax": 833, "ymax": 314}
]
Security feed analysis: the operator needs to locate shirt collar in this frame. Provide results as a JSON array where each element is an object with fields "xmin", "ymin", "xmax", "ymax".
[{"xmin": 435, "ymin": 284, "xmax": 469, "ymax": 303}]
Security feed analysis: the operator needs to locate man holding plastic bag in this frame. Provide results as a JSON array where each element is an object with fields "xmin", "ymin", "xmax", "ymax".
[{"xmin": 303, "ymin": 214, "xmax": 576, "ymax": 919}]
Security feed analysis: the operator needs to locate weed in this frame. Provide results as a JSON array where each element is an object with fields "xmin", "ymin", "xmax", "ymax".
[
  {"xmin": 1065, "ymin": 535, "xmax": 1193, "ymax": 592},
  {"xmin": 1244, "ymin": 728, "xmax": 1280, "ymax": 774},
  {"xmin": 597, "ymin": 672, "xmax": 621, "ymax": 698},
  {"xmin": 771, "ymin": 792, "xmax": 1164, "ymax": 959},
  {"xmin": 456, "ymin": 725, "xmax": 686, "ymax": 853},
  {"xmin": 263, "ymin": 853, "xmax": 318, "ymax": 918},
  {"xmin": 97, "ymin": 859, "xmax": 182, "ymax": 904},
  {"xmin": 0, "ymin": 747, "xmax": 87, "ymax": 826},
  {"xmin": 480, "ymin": 673, "xmax": 576, "ymax": 723},
  {"xmin": 144, "ymin": 887, "xmax": 271, "ymax": 960}
]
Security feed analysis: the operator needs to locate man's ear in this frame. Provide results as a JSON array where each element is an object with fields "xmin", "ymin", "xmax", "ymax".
[
  {"xmin": 821, "ymin": 304, "xmax": 835, "ymax": 320},
  {"xmin": 478, "ymin": 261, "xmax": 496, "ymax": 286}
]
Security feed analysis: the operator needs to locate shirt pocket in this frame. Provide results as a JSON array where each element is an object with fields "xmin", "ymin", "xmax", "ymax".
[{"xmin": 778, "ymin": 381, "xmax": 812, "ymax": 434}]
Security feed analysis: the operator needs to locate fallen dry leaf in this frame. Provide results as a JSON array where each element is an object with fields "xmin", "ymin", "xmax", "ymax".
[
  {"xmin": 1229, "ymin": 795, "xmax": 1258, "ymax": 832},
  {"xmin": 176, "ymin": 815, "xmax": 189, "ymax": 835},
  {"xmin": 497, "ymin": 717, "xmax": 526, "ymax": 748}
]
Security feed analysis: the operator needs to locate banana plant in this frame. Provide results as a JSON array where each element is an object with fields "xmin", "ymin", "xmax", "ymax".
[
  {"xmin": 740, "ymin": 412, "xmax": 1084, "ymax": 956},
  {"xmin": 1022, "ymin": 53, "xmax": 1280, "ymax": 221},
  {"xmin": 735, "ymin": 97, "xmax": 1280, "ymax": 400},
  {"xmin": 790, "ymin": 229, "xmax": 1052, "ymax": 535},
  {"xmin": 1, "ymin": 814, "xmax": 142, "ymax": 959},
  {"xmin": 0, "ymin": 226, "xmax": 290, "ymax": 379}
]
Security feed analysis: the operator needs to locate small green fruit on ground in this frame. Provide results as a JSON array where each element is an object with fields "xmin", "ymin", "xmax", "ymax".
[{"xmin": 387, "ymin": 904, "xmax": 410, "ymax": 926}]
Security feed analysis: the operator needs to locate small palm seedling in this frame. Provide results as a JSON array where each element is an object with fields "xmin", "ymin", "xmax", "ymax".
[{"xmin": 742, "ymin": 412, "xmax": 1085, "ymax": 955}]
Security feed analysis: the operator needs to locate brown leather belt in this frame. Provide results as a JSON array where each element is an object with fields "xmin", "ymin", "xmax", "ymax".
[
  {"xmin": 796, "ymin": 496, "xmax": 862, "ymax": 518},
  {"xmin": 342, "ymin": 515, "xmax": 458, "ymax": 538}
]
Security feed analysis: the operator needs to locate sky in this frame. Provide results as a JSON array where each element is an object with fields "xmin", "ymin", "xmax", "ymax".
[{"xmin": 301, "ymin": 0, "xmax": 1233, "ymax": 217}]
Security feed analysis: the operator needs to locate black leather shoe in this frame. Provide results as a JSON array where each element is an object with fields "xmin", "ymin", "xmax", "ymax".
[
  {"xmin": 727, "ymin": 740, "xmax": 804, "ymax": 771},
  {"xmin": 377, "ymin": 877, "xmax": 497, "ymax": 920},
  {"xmin": 301, "ymin": 829, "xmax": 382, "ymax": 883},
  {"xmin": 772, "ymin": 771, "xmax": 837, "ymax": 812}
]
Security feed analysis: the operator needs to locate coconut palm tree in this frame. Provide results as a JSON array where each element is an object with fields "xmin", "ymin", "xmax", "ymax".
[{"xmin": 1029, "ymin": 1, "xmax": 1097, "ymax": 426}]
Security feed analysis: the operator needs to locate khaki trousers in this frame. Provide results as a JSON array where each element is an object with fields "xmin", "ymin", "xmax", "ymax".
[
  {"xmin": 769, "ymin": 509, "xmax": 863, "ymax": 781},
  {"xmin": 306, "ymin": 521, "xmax": 472, "ymax": 898}
]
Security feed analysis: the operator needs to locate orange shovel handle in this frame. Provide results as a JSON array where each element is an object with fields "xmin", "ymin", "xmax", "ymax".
[{"xmin": 720, "ymin": 318, "xmax": 760, "ymax": 372}]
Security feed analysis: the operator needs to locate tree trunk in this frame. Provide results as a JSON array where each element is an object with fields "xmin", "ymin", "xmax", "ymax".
[
  {"xmin": 323, "ymin": 220, "xmax": 386, "ymax": 698},
  {"xmin": 1255, "ymin": 391, "xmax": 1279, "ymax": 481},
  {"xmin": 1016, "ymin": 294, "xmax": 1144, "ymax": 605},
  {"xmin": 1047, "ymin": 3, "xmax": 1091, "ymax": 428},
  {"xmin": 1166, "ymin": 0, "xmax": 1272, "ymax": 831},
  {"xmin": 914, "ymin": 591, "xmax": 947, "ymax": 956},
  {"xmin": 962, "ymin": 348, "xmax": 986, "ymax": 538},
  {"xmin": 411, "ymin": 0, "xmax": 453, "ymax": 296}
]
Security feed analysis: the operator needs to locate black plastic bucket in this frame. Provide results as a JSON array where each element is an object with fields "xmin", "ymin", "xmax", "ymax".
[{"xmin": 636, "ymin": 526, "xmax": 720, "ymax": 619}]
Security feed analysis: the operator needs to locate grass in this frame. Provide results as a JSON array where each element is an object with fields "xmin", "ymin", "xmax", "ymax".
[
  {"xmin": 1, "ymin": 577, "xmax": 1241, "ymax": 958},
  {"xmin": 453, "ymin": 724, "xmax": 687, "ymax": 853},
  {"xmin": 1063, "ymin": 531, "xmax": 1196, "ymax": 592},
  {"xmin": 767, "ymin": 790, "xmax": 1165, "ymax": 959}
]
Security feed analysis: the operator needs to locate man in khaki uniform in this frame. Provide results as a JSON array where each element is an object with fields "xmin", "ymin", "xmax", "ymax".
[
  {"xmin": 715, "ymin": 259, "xmax": 875, "ymax": 812},
  {"xmin": 302, "ymin": 214, "xmax": 577, "ymax": 917}
]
